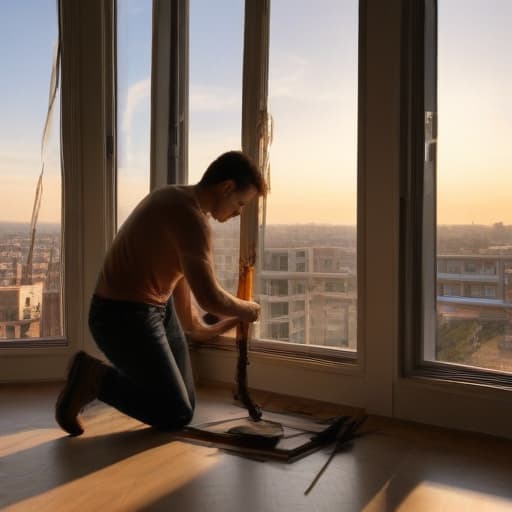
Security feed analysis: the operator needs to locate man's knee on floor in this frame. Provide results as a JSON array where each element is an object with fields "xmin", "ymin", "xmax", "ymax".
[
  {"xmin": 176, "ymin": 402, "xmax": 194, "ymax": 426},
  {"xmin": 156, "ymin": 400, "xmax": 194, "ymax": 430}
]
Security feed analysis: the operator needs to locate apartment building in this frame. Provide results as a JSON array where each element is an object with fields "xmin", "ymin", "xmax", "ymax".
[
  {"xmin": 437, "ymin": 255, "xmax": 512, "ymax": 349},
  {"xmin": 258, "ymin": 246, "xmax": 357, "ymax": 349},
  {"xmin": 0, "ymin": 233, "xmax": 62, "ymax": 338},
  {"xmin": 0, "ymin": 283, "xmax": 42, "ymax": 339},
  {"xmin": 210, "ymin": 220, "xmax": 240, "ymax": 296}
]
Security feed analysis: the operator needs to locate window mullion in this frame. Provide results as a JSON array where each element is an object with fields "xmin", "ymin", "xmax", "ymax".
[
  {"xmin": 150, "ymin": 0, "xmax": 188, "ymax": 188},
  {"xmin": 240, "ymin": 0, "xmax": 270, "ymax": 268},
  {"xmin": 421, "ymin": 0, "xmax": 438, "ymax": 363},
  {"xmin": 66, "ymin": 0, "xmax": 116, "ymax": 357}
]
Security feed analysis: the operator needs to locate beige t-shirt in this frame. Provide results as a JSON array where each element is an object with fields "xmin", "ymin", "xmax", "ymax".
[{"xmin": 95, "ymin": 185, "xmax": 209, "ymax": 306}]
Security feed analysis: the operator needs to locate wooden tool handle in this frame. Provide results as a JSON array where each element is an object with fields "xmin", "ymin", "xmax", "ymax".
[{"xmin": 235, "ymin": 264, "xmax": 262, "ymax": 421}]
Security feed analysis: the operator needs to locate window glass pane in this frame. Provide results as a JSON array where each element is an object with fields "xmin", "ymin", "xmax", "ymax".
[
  {"xmin": 117, "ymin": 0, "xmax": 152, "ymax": 227},
  {"xmin": 433, "ymin": 1, "xmax": 512, "ymax": 372},
  {"xmin": 189, "ymin": 0, "xmax": 244, "ymax": 295},
  {"xmin": 0, "ymin": 1, "xmax": 63, "ymax": 340},
  {"xmin": 259, "ymin": 1, "xmax": 359, "ymax": 350}
]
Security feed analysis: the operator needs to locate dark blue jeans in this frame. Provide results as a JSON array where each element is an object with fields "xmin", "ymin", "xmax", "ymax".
[{"xmin": 88, "ymin": 294, "xmax": 195, "ymax": 429}]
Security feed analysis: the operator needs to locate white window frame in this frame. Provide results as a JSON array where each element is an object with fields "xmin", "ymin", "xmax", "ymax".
[{"xmin": 0, "ymin": 0, "xmax": 116, "ymax": 382}]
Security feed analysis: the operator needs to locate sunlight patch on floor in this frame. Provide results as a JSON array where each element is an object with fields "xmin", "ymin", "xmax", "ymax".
[
  {"xmin": 397, "ymin": 481, "xmax": 512, "ymax": 512},
  {"xmin": 4, "ymin": 442, "xmax": 220, "ymax": 512},
  {"xmin": 363, "ymin": 477, "xmax": 512, "ymax": 512},
  {"xmin": 0, "ymin": 428, "xmax": 62, "ymax": 458}
]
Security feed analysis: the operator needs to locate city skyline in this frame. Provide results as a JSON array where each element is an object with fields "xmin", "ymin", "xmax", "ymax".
[{"xmin": 2, "ymin": 222, "xmax": 512, "ymax": 374}]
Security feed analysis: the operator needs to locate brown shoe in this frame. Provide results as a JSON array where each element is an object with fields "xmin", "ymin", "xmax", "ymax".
[{"xmin": 55, "ymin": 351, "xmax": 108, "ymax": 436}]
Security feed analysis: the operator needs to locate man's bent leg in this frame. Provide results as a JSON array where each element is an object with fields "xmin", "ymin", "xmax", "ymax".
[
  {"xmin": 89, "ymin": 297, "xmax": 194, "ymax": 429},
  {"xmin": 164, "ymin": 296, "xmax": 195, "ymax": 409}
]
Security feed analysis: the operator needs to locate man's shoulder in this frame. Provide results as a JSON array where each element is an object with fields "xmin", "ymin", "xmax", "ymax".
[
  {"xmin": 155, "ymin": 185, "xmax": 209, "ymax": 231},
  {"xmin": 153, "ymin": 184, "xmax": 189, "ymax": 201},
  {"xmin": 153, "ymin": 185, "xmax": 196, "ymax": 212}
]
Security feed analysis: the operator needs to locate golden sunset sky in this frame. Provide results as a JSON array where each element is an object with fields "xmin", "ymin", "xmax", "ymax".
[{"xmin": 1, "ymin": 1, "xmax": 510, "ymax": 227}]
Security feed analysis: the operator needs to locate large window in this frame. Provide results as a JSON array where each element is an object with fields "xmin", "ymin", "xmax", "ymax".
[
  {"xmin": 423, "ymin": 1, "xmax": 512, "ymax": 375},
  {"xmin": 156, "ymin": 1, "xmax": 360, "ymax": 358},
  {"xmin": 0, "ymin": 1, "xmax": 63, "ymax": 340},
  {"xmin": 402, "ymin": 0, "xmax": 512, "ymax": 400},
  {"xmin": 258, "ymin": 0, "xmax": 359, "ymax": 352}
]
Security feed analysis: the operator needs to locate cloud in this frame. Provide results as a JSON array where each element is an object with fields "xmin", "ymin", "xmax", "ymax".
[
  {"xmin": 121, "ymin": 77, "xmax": 151, "ymax": 162},
  {"xmin": 190, "ymin": 86, "xmax": 240, "ymax": 112},
  {"xmin": 269, "ymin": 53, "xmax": 355, "ymax": 105},
  {"xmin": 122, "ymin": 77, "xmax": 151, "ymax": 132},
  {"xmin": 269, "ymin": 54, "xmax": 308, "ymax": 98},
  {"xmin": 125, "ymin": 2, "xmax": 148, "ymax": 15},
  {"xmin": 120, "ymin": 79, "xmax": 240, "ymax": 163}
]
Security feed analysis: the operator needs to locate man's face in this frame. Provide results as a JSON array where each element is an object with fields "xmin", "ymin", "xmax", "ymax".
[{"xmin": 212, "ymin": 181, "xmax": 258, "ymax": 223}]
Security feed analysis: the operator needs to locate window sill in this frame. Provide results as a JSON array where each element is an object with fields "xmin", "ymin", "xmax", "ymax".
[
  {"xmin": 394, "ymin": 375, "xmax": 512, "ymax": 439},
  {"xmin": 395, "ymin": 373, "xmax": 512, "ymax": 401},
  {"xmin": 190, "ymin": 334, "xmax": 362, "ymax": 377},
  {"xmin": 0, "ymin": 337, "xmax": 70, "ymax": 356}
]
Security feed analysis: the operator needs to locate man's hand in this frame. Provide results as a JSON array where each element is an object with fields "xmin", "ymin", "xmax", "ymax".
[
  {"xmin": 187, "ymin": 316, "xmax": 239, "ymax": 343},
  {"xmin": 239, "ymin": 300, "xmax": 260, "ymax": 323}
]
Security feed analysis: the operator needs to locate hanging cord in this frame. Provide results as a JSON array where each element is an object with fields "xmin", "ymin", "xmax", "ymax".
[
  {"xmin": 234, "ymin": 110, "xmax": 273, "ymax": 421},
  {"xmin": 259, "ymin": 110, "xmax": 273, "ymax": 194},
  {"xmin": 22, "ymin": 11, "xmax": 61, "ymax": 285}
]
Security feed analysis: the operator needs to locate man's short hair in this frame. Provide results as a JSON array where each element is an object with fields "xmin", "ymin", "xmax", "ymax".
[{"xmin": 199, "ymin": 151, "xmax": 266, "ymax": 196}]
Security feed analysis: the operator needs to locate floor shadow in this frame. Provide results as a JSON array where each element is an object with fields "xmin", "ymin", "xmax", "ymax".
[
  {"xmin": 0, "ymin": 382, "xmax": 62, "ymax": 436},
  {"xmin": 0, "ymin": 427, "xmax": 174, "ymax": 509}
]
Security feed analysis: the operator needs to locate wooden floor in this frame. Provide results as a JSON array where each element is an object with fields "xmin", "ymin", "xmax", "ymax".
[{"xmin": 1, "ymin": 382, "xmax": 512, "ymax": 512}]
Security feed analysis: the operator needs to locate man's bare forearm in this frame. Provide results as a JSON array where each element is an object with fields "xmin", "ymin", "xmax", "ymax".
[
  {"xmin": 181, "ymin": 257, "xmax": 259, "ymax": 322},
  {"xmin": 196, "ymin": 285, "xmax": 254, "ymax": 321},
  {"xmin": 186, "ymin": 316, "xmax": 239, "ymax": 342}
]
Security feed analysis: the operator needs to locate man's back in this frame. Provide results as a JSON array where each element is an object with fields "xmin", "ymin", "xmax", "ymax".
[{"xmin": 95, "ymin": 185, "xmax": 209, "ymax": 305}]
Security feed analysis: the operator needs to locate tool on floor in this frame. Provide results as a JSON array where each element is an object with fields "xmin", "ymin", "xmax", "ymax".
[
  {"xmin": 304, "ymin": 414, "xmax": 369, "ymax": 495},
  {"xmin": 179, "ymin": 411, "xmax": 367, "ymax": 463}
]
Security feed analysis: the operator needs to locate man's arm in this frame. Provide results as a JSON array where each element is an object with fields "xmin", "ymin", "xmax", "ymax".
[
  {"xmin": 172, "ymin": 204, "xmax": 259, "ymax": 322},
  {"xmin": 180, "ymin": 254, "xmax": 259, "ymax": 322},
  {"xmin": 173, "ymin": 276, "xmax": 239, "ymax": 341}
]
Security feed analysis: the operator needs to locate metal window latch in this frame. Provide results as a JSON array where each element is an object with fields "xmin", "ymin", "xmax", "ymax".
[{"xmin": 424, "ymin": 111, "xmax": 437, "ymax": 162}]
